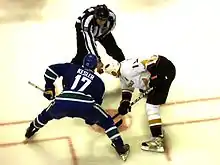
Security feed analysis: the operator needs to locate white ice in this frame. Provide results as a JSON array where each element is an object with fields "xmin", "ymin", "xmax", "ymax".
[{"xmin": 1, "ymin": 0, "xmax": 220, "ymax": 164}]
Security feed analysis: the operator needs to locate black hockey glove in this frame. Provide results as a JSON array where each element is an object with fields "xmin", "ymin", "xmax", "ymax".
[
  {"xmin": 43, "ymin": 85, "xmax": 55, "ymax": 100},
  {"xmin": 118, "ymin": 100, "xmax": 131, "ymax": 115}
]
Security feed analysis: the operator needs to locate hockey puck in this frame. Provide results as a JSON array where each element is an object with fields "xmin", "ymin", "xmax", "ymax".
[{"xmin": 90, "ymin": 109, "xmax": 132, "ymax": 133}]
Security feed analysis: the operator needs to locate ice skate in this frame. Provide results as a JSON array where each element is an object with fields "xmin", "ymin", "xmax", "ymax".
[
  {"xmin": 23, "ymin": 126, "xmax": 39, "ymax": 144},
  {"xmin": 112, "ymin": 143, "xmax": 130, "ymax": 161},
  {"xmin": 24, "ymin": 126, "xmax": 39, "ymax": 139},
  {"xmin": 141, "ymin": 135, "xmax": 164, "ymax": 153}
]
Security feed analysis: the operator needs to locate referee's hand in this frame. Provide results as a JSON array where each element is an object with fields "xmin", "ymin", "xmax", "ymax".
[{"xmin": 97, "ymin": 61, "xmax": 104, "ymax": 74}]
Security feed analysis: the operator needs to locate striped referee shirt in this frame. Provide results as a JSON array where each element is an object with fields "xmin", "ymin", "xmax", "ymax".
[{"xmin": 76, "ymin": 6, "xmax": 116, "ymax": 59}]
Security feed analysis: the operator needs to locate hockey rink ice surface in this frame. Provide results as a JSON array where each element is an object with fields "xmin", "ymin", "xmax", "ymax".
[{"xmin": 1, "ymin": 0, "xmax": 220, "ymax": 164}]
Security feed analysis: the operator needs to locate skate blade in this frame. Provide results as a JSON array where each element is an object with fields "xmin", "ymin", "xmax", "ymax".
[
  {"xmin": 23, "ymin": 138, "xmax": 31, "ymax": 144},
  {"xmin": 23, "ymin": 134, "xmax": 37, "ymax": 144},
  {"xmin": 120, "ymin": 150, "xmax": 130, "ymax": 161},
  {"xmin": 141, "ymin": 146, "xmax": 164, "ymax": 153}
]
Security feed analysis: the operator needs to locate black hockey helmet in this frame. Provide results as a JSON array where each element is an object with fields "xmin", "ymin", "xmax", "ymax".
[{"xmin": 94, "ymin": 4, "xmax": 109, "ymax": 20}]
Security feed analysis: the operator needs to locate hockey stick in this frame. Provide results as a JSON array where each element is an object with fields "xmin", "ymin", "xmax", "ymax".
[
  {"xmin": 28, "ymin": 81, "xmax": 44, "ymax": 92},
  {"xmin": 113, "ymin": 87, "xmax": 153, "ymax": 127}
]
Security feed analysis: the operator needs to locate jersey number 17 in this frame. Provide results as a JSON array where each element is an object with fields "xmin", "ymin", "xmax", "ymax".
[{"xmin": 71, "ymin": 74, "xmax": 91, "ymax": 92}]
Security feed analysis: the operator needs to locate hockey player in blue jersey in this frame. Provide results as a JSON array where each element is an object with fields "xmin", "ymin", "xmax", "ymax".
[{"xmin": 24, "ymin": 54, "xmax": 130, "ymax": 161}]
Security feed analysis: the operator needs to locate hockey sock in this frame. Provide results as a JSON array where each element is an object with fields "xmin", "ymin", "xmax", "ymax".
[
  {"xmin": 146, "ymin": 103, "xmax": 163, "ymax": 137},
  {"xmin": 150, "ymin": 125, "xmax": 162, "ymax": 137},
  {"xmin": 32, "ymin": 109, "xmax": 53, "ymax": 129},
  {"xmin": 105, "ymin": 125, "xmax": 124, "ymax": 147}
]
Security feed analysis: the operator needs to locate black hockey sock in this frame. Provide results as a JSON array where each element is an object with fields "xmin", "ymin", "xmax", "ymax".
[{"xmin": 150, "ymin": 125, "xmax": 163, "ymax": 137}]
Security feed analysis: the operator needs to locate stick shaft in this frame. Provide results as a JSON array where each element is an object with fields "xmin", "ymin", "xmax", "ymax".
[
  {"xmin": 28, "ymin": 81, "xmax": 44, "ymax": 92},
  {"xmin": 112, "ymin": 88, "xmax": 153, "ymax": 119}
]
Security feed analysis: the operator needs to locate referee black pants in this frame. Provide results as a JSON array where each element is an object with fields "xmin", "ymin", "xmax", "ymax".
[{"xmin": 71, "ymin": 23, "xmax": 125, "ymax": 65}]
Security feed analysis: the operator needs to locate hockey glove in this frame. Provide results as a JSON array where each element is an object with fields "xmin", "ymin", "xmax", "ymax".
[
  {"xmin": 118, "ymin": 100, "xmax": 131, "ymax": 115},
  {"xmin": 43, "ymin": 86, "xmax": 55, "ymax": 100}
]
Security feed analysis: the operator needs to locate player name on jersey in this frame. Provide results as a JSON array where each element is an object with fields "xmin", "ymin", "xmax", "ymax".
[{"xmin": 77, "ymin": 68, "xmax": 95, "ymax": 80}]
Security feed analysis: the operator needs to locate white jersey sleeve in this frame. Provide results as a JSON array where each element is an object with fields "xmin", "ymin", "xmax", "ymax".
[{"xmin": 119, "ymin": 58, "xmax": 151, "ymax": 91}]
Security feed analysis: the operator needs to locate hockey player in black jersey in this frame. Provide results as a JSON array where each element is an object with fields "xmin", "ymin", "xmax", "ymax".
[
  {"xmin": 71, "ymin": 4, "xmax": 125, "ymax": 74},
  {"xmin": 25, "ymin": 54, "xmax": 130, "ymax": 161}
]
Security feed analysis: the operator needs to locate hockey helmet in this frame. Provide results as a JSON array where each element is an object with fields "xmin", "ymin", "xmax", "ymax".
[
  {"xmin": 94, "ymin": 4, "xmax": 109, "ymax": 20},
  {"xmin": 104, "ymin": 60, "xmax": 120, "ymax": 77},
  {"xmin": 83, "ymin": 54, "xmax": 98, "ymax": 70}
]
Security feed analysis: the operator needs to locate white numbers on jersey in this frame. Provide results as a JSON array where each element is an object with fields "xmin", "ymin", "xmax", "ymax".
[
  {"xmin": 71, "ymin": 74, "xmax": 92, "ymax": 92},
  {"xmin": 133, "ymin": 59, "xmax": 138, "ymax": 64},
  {"xmin": 132, "ymin": 58, "xmax": 139, "ymax": 68}
]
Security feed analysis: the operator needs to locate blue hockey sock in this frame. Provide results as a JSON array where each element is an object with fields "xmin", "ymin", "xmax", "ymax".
[
  {"xmin": 105, "ymin": 126, "xmax": 124, "ymax": 147},
  {"xmin": 32, "ymin": 109, "xmax": 52, "ymax": 129}
]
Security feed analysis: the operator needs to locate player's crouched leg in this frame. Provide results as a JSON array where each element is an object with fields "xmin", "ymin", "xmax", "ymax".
[
  {"xmin": 92, "ymin": 104, "xmax": 130, "ymax": 161},
  {"xmin": 25, "ymin": 101, "xmax": 61, "ymax": 139}
]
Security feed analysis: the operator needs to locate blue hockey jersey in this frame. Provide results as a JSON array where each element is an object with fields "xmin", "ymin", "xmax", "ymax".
[{"xmin": 44, "ymin": 63, "xmax": 105, "ymax": 105}]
